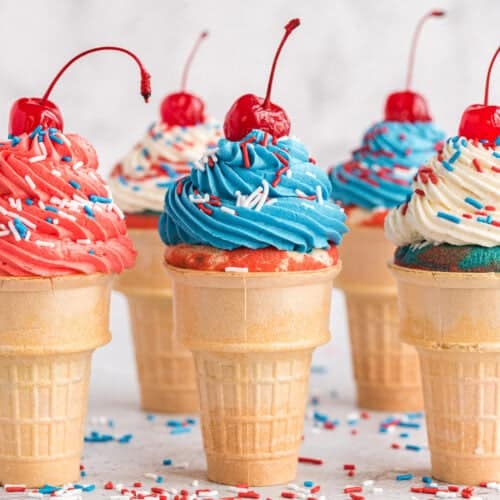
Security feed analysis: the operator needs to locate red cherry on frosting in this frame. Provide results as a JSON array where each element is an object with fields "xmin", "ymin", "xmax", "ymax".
[
  {"xmin": 459, "ymin": 46, "xmax": 500, "ymax": 144},
  {"xmin": 384, "ymin": 91, "xmax": 431, "ymax": 122},
  {"xmin": 224, "ymin": 18, "xmax": 301, "ymax": 141},
  {"xmin": 8, "ymin": 46, "xmax": 151, "ymax": 136},
  {"xmin": 384, "ymin": 10, "xmax": 445, "ymax": 122},
  {"xmin": 9, "ymin": 97, "xmax": 64, "ymax": 136},
  {"xmin": 160, "ymin": 31, "xmax": 209, "ymax": 127}
]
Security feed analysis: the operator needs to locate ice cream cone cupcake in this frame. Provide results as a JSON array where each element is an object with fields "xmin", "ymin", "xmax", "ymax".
[
  {"xmin": 0, "ymin": 47, "xmax": 148, "ymax": 486},
  {"xmin": 386, "ymin": 46, "xmax": 500, "ymax": 484},
  {"xmin": 110, "ymin": 33, "xmax": 221, "ymax": 414},
  {"xmin": 158, "ymin": 19, "xmax": 347, "ymax": 486},
  {"xmin": 329, "ymin": 10, "xmax": 446, "ymax": 411}
]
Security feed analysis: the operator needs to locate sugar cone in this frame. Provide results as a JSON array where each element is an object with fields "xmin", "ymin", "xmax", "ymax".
[
  {"xmin": 166, "ymin": 264, "xmax": 340, "ymax": 486},
  {"xmin": 0, "ymin": 273, "xmax": 112, "ymax": 487},
  {"xmin": 335, "ymin": 226, "xmax": 422, "ymax": 411},
  {"xmin": 114, "ymin": 229, "xmax": 197, "ymax": 413},
  {"xmin": 390, "ymin": 264, "xmax": 500, "ymax": 484}
]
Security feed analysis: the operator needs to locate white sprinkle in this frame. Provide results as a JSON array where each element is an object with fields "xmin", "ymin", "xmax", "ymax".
[
  {"xmin": 266, "ymin": 198, "xmax": 278, "ymax": 206},
  {"xmin": 73, "ymin": 194, "xmax": 88, "ymax": 204},
  {"xmin": 35, "ymin": 240, "xmax": 56, "ymax": 248},
  {"xmin": 58, "ymin": 211, "xmax": 77, "ymax": 222},
  {"xmin": 197, "ymin": 491, "xmax": 218, "ymax": 498},
  {"xmin": 25, "ymin": 175, "xmax": 36, "ymax": 190},
  {"xmin": 57, "ymin": 132, "xmax": 72, "ymax": 147},
  {"xmin": 286, "ymin": 484, "xmax": 299, "ymax": 491},
  {"xmin": 192, "ymin": 160, "xmax": 205, "ymax": 172},
  {"xmin": 112, "ymin": 204, "xmax": 125, "ymax": 220},
  {"xmin": 0, "ymin": 206, "xmax": 6, "ymax": 215},
  {"xmin": 16, "ymin": 198, "xmax": 22, "ymax": 211},
  {"xmin": 436, "ymin": 492, "xmax": 457, "ymax": 498},
  {"xmin": 77, "ymin": 239, "xmax": 92, "ymax": 245},
  {"xmin": 255, "ymin": 179, "xmax": 269, "ymax": 212},
  {"xmin": 220, "ymin": 206, "xmax": 236, "ymax": 216},
  {"xmin": 316, "ymin": 185, "xmax": 324, "ymax": 204},
  {"xmin": 73, "ymin": 161, "xmax": 84, "ymax": 170},
  {"xmin": 189, "ymin": 193, "xmax": 210, "ymax": 204},
  {"xmin": 51, "ymin": 169, "xmax": 62, "ymax": 177},
  {"xmin": 373, "ymin": 487, "xmax": 383, "ymax": 494},
  {"xmin": 52, "ymin": 218, "xmax": 59, "ymax": 225},
  {"xmin": 224, "ymin": 266, "xmax": 248, "ymax": 273},
  {"xmin": 38, "ymin": 200, "xmax": 45, "ymax": 209},
  {"xmin": 235, "ymin": 191, "xmax": 242, "ymax": 207},
  {"xmin": 144, "ymin": 473, "xmax": 157, "ymax": 480},
  {"xmin": 88, "ymin": 172, "xmax": 99, "ymax": 182},
  {"xmin": 0, "ymin": 230, "xmax": 10, "ymax": 237},
  {"xmin": 362, "ymin": 480, "xmax": 375, "ymax": 487},
  {"xmin": 8, "ymin": 197, "xmax": 16, "ymax": 209},
  {"xmin": 7, "ymin": 220, "xmax": 21, "ymax": 241},
  {"xmin": 286, "ymin": 169, "xmax": 292, "ymax": 178},
  {"xmin": 29, "ymin": 155, "xmax": 46, "ymax": 163},
  {"xmin": 227, "ymin": 487, "xmax": 248, "ymax": 493},
  {"xmin": 295, "ymin": 189, "xmax": 308, "ymax": 197},
  {"xmin": 28, "ymin": 493, "xmax": 44, "ymax": 499},
  {"xmin": 191, "ymin": 480, "xmax": 199, "ymax": 487},
  {"xmin": 486, "ymin": 482, "xmax": 498, "ymax": 488},
  {"xmin": 5, "ymin": 212, "xmax": 36, "ymax": 229},
  {"xmin": 25, "ymin": 230, "xmax": 31, "ymax": 241},
  {"xmin": 306, "ymin": 171, "xmax": 316, "ymax": 178}
]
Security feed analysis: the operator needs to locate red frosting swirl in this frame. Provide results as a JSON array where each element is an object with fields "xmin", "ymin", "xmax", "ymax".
[{"xmin": 0, "ymin": 127, "xmax": 135, "ymax": 277}]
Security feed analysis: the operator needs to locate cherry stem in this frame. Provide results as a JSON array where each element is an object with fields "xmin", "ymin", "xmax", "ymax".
[
  {"xmin": 405, "ymin": 9, "xmax": 445, "ymax": 90},
  {"xmin": 484, "ymin": 46, "xmax": 500, "ymax": 106},
  {"xmin": 41, "ymin": 46, "xmax": 152, "ymax": 103},
  {"xmin": 181, "ymin": 31, "xmax": 209, "ymax": 91},
  {"xmin": 263, "ymin": 18, "xmax": 301, "ymax": 109}
]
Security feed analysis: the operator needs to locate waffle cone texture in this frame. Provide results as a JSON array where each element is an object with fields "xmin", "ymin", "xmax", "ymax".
[
  {"xmin": 0, "ymin": 273, "xmax": 113, "ymax": 487},
  {"xmin": 166, "ymin": 263, "xmax": 340, "ymax": 486},
  {"xmin": 114, "ymin": 229, "xmax": 197, "ymax": 413},
  {"xmin": 335, "ymin": 226, "xmax": 422, "ymax": 411},
  {"xmin": 391, "ymin": 264, "xmax": 500, "ymax": 485}
]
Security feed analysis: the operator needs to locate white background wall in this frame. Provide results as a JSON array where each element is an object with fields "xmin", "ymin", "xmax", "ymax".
[{"xmin": 0, "ymin": 0, "xmax": 498, "ymax": 407}]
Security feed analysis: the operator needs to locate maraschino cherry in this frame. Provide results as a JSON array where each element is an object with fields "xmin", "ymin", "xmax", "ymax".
[
  {"xmin": 459, "ymin": 46, "xmax": 500, "ymax": 145},
  {"xmin": 224, "ymin": 18, "xmax": 301, "ymax": 141},
  {"xmin": 9, "ymin": 46, "xmax": 151, "ymax": 136},
  {"xmin": 160, "ymin": 31, "xmax": 209, "ymax": 127},
  {"xmin": 384, "ymin": 10, "xmax": 445, "ymax": 122}
]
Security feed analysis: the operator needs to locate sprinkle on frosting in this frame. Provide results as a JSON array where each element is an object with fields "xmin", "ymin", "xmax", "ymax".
[
  {"xmin": 159, "ymin": 129, "xmax": 347, "ymax": 252},
  {"xmin": 109, "ymin": 119, "xmax": 221, "ymax": 214},
  {"xmin": 330, "ymin": 121, "xmax": 445, "ymax": 212},
  {"xmin": 385, "ymin": 136, "xmax": 500, "ymax": 247},
  {"xmin": 0, "ymin": 127, "xmax": 135, "ymax": 277}
]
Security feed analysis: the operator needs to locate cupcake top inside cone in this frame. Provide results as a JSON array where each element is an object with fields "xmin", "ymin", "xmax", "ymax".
[{"xmin": 0, "ymin": 128, "xmax": 136, "ymax": 277}]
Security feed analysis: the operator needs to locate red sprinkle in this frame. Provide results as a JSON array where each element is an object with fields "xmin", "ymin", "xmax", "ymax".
[
  {"xmin": 298, "ymin": 456, "xmax": 323, "ymax": 465},
  {"xmin": 415, "ymin": 188, "xmax": 426, "ymax": 196},
  {"xmin": 344, "ymin": 464, "xmax": 356, "ymax": 470},
  {"xmin": 5, "ymin": 486, "xmax": 27, "ymax": 493},
  {"xmin": 348, "ymin": 470, "xmax": 355, "ymax": 477},
  {"xmin": 151, "ymin": 488, "xmax": 165, "ymax": 494},
  {"xmin": 485, "ymin": 205, "xmax": 496, "ymax": 211},
  {"xmin": 241, "ymin": 143, "xmax": 251, "ymax": 168},
  {"xmin": 324, "ymin": 421, "xmax": 335, "ymax": 430},
  {"xmin": 176, "ymin": 181, "xmax": 183, "ymax": 195},
  {"xmin": 133, "ymin": 482, "xmax": 142, "ymax": 488},
  {"xmin": 350, "ymin": 495, "xmax": 364, "ymax": 500},
  {"xmin": 472, "ymin": 158, "xmax": 483, "ymax": 172},
  {"xmin": 310, "ymin": 486, "xmax": 320, "ymax": 494},
  {"xmin": 238, "ymin": 492, "xmax": 259, "ymax": 499},
  {"xmin": 360, "ymin": 411, "xmax": 370, "ymax": 419},
  {"xmin": 391, "ymin": 443, "xmax": 400, "ymax": 449},
  {"xmin": 281, "ymin": 493, "xmax": 295, "ymax": 499},
  {"xmin": 344, "ymin": 486, "xmax": 362, "ymax": 493},
  {"xmin": 448, "ymin": 486, "xmax": 459, "ymax": 492},
  {"xmin": 104, "ymin": 482, "xmax": 114, "ymax": 490}
]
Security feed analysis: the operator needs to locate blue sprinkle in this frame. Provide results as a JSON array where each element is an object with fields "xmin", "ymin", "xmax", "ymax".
[
  {"xmin": 399, "ymin": 433, "xmax": 409, "ymax": 438},
  {"xmin": 108, "ymin": 419, "xmax": 114, "ymax": 428},
  {"xmin": 132, "ymin": 186, "xmax": 141, "ymax": 192},
  {"xmin": 83, "ymin": 485, "xmax": 96, "ymax": 492},
  {"xmin": 166, "ymin": 420, "xmax": 183, "ymax": 427},
  {"xmin": 11, "ymin": 136, "xmax": 21, "ymax": 147},
  {"xmin": 80, "ymin": 470, "xmax": 87, "ymax": 477},
  {"xmin": 477, "ymin": 216, "xmax": 493, "ymax": 224},
  {"xmin": 493, "ymin": 152, "xmax": 500, "ymax": 158},
  {"xmin": 464, "ymin": 196, "xmax": 483, "ymax": 209},
  {"xmin": 84, "ymin": 206, "xmax": 94, "ymax": 218},
  {"xmin": 89, "ymin": 194, "xmax": 112, "ymax": 203},
  {"xmin": 461, "ymin": 138, "xmax": 468, "ymax": 147},
  {"xmin": 45, "ymin": 205, "xmax": 59, "ymax": 213},
  {"xmin": 170, "ymin": 427, "xmax": 191, "ymax": 435},
  {"xmin": 442, "ymin": 160, "xmax": 454, "ymax": 172},
  {"xmin": 405, "ymin": 444, "xmax": 422, "ymax": 451},
  {"xmin": 45, "ymin": 217, "xmax": 54, "ymax": 224},
  {"xmin": 156, "ymin": 182, "xmax": 171, "ymax": 188},
  {"xmin": 480, "ymin": 139, "xmax": 489, "ymax": 144},
  {"xmin": 379, "ymin": 427, "xmax": 388, "ymax": 434},
  {"xmin": 449, "ymin": 151, "xmax": 461, "ymax": 164},
  {"xmin": 39, "ymin": 485, "xmax": 61, "ymax": 494},
  {"xmin": 496, "ymin": 136, "xmax": 500, "ymax": 146},
  {"xmin": 347, "ymin": 419, "xmax": 358, "ymax": 426},
  {"xmin": 437, "ymin": 211, "xmax": 461, "ymax": 224},
  {"xmin": 155, "ymin": 476, "xmax": 164, "ymax": 484},
  {"xmin": 61, "ymin": 155, "xmax": 72, "ymax": 162},
  {"xmin": 49, "ymin": 135, "xmax": 64, "ymax": 145},
  {"xmin": 406, "ymin": 412, "xmax": 424, "ymax": 419},
  {"xmin": 25, "ymin": 198, "xmax": 34, "ymax": 205},
  {"xmin": 88, "ymin": 250, "xmax": 95, "ymax": 255},
  {"xmin": 118, "ymin": 176, "xmax": 128, "ymax": 186},
  {"xmin": 29, "ymin": 125, "xmax": 43, "ymax": 139},
  {"xmin": 162, "ymin": 459, "xmax": 172, "ymax": 466},
  {"xmin": 398, "ymin": 421, "xmax": 421, "ymax": 429},
  {"xmin": 396, "ymin": 474, "xmax": 413, "ymax": 481},
  {"xmin": 135, "ymin": 165, "xmax": 145, "ymax": 171},
  {"xmin": 451, "ymin": 136, "xmax": 460, "ymax": 143},
  {"xmin": 313, "ymin": 412, "xmax": 328, "ymax": 422},
  {"xmin": 304, "ymin": 481, "xmax": 314, "ymax": 487},
  {"xmin": 118, "ymin": 434, "xmax": 133, "ymax": 443},
  {"xmin": 69, "ymin": 180, "xmax": 81, "ymax": 189},
  {"xmin": 142, "ymin": 148, "xmax": 149, "ymax": 158},
  {"xmin": 186, "ymin": 418, "xmax": 196, "ymax": 425},
  {"xmin": 422, "ymin": 476, "xmax": 433, "ymax": 484},
  {"xmin": 48, "ymin": 127, "xmax": 59, "ymax": 134},
  {"xmin": 13, "ymin": 218, "xmax": 28, "ymax": 239},
  {"xmin": 147, "ymin": 414, "xmax": 156, "ymax": 421}
]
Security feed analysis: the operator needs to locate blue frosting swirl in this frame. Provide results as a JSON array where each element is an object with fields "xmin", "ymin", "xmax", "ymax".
[
  {"xmin": 330, "ymin": 120, "xmax": 445, "ymax": 210},
  {"xmin": 159, "ymin": 130, "xmax": 347, "ymax": 252}
]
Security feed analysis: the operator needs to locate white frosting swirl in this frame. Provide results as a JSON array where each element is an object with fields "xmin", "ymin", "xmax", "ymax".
[
  {"xmin": 385, "ymin": 136, "xmax": 500, "ymax": 247},
  {"xmin": 109, "ymin": 119, "xmax": 221, "ymax": 213}
]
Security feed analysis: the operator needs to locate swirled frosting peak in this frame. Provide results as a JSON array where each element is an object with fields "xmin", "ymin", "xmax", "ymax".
[
  {"xmin": 0, "ymin": 127, "xmax": 135, "ymax": 277},
  {"xmin": 159, "ymin": 129, "xmax": 348, "ymax": 252},
  {"xmin": 330, "ymin": 120, "xmax": 445, "ymax": 211},
  {"xmin": 109, "ymin": 118, "xmax": 221, "ymax": 214},
  {"xmin": 385, "ymin": 135, "xmax": 500, "ymax": 247}
]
